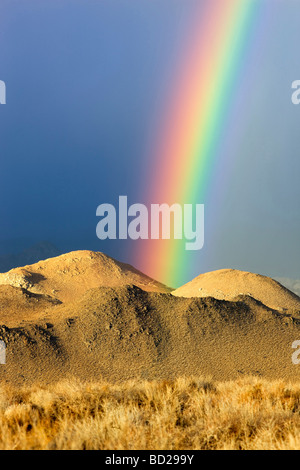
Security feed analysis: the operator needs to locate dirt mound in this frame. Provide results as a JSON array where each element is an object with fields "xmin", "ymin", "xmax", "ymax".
[
  {"xmin": 1, "ymin": 254, "xmax": 300, "ymax": 386},
  {"xmin": 172, "ymin": 269, "xmax": 300, "ymax": 311},
  {"xmin": 0, "ymin": 285, "xmax": 61, "ymax": 326},
  {"xmin": 0, "ymin": 250, "xmax": 171, "ymax": 302},
  {"xmin": 0, "ymin": 284, "xmax": 300, "ymax": 385}
]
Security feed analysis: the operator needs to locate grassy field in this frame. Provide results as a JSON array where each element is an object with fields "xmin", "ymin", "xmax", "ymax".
[{"xmin": 0, "ymin": 376, "xmax": 300, "ymax": 450}]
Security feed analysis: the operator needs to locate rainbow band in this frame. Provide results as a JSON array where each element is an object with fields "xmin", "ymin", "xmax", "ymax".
[{"xmin": 134, "ymin": 0, "xmax": 263, "ymax": 287}]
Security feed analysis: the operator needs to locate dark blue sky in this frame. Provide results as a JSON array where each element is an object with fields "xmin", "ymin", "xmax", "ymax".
[
  {"xmin": 0, "ymin": 0, "xmax": 193, "ymax": 259},
  {"xmin": 0, "ymin": 0, "xmax": 300, "ymax": 283}
]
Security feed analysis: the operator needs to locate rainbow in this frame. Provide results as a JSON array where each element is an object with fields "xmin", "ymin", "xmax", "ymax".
[{"xmin": 134, "ymin": 0, "xmax": 265, "ymax": 288}]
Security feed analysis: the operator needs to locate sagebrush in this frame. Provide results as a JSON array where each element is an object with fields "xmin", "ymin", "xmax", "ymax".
[{"xmin": 1, "ymin": 376, "xmax": 300, "ymax": 450}]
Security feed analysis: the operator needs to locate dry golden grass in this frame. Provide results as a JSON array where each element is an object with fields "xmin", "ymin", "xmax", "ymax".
[{"xmin": 0, "ymin": 376, "xmax": 300, "ymax": 450}]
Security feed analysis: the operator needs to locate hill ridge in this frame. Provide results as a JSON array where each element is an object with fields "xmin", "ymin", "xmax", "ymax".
[{"xmin": 172, "ymin": 268, "xmax": 300, "ymax": 311}]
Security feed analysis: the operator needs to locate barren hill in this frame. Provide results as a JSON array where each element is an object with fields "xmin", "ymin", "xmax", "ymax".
[
  {"xmin": 0, "ymin": 253, "xmax": 300, "ymax": 386},
  {"xmin": 172, "ymin": 269, "xmax": 300, "ymax": 312},
  {"xmin": 1, "ymin": 284, "xmax": 300, "ymax": 385},
  {"xmin": 0, "ymin": 250, "xmax": 172, "ymax": 303}
]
